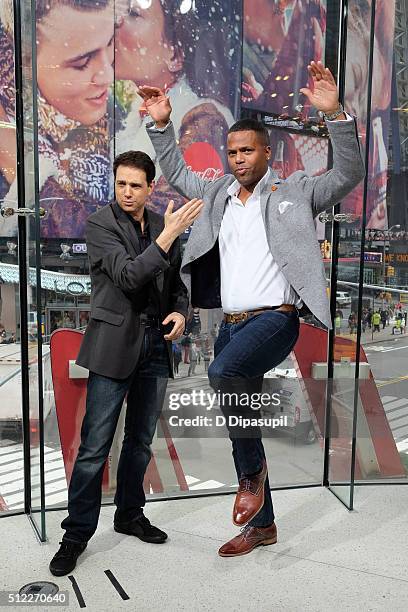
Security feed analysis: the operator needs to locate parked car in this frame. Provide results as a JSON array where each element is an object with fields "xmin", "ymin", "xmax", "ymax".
[
  {"xmin": 262, "ymin": 361, "xmax": 317, "ymax": 444},
  {"xmin": 0, "ymin": 343, "xmax": 53, "ymax": 442},
  {"xmin": 336, "ymin": 291, "xmax": 351, "ymax": 307}
]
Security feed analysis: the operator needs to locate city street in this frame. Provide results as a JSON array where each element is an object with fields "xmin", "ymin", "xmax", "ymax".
[
  {"xmin": 364, "ymin": 335, "xmax": 408, "ymax": 448},
  {"xmin": 1, "ymin": 331, "xmax": 408, "ymax": 514}
]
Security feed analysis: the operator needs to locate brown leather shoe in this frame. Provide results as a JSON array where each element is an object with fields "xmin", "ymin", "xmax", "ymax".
[
  {"xmin": 233, "ymin": 461, "xmax": 267, "ymax": 526},
  {"xmin": 218, "ymin": 523, "xmax": 277, "ymax": 557}
]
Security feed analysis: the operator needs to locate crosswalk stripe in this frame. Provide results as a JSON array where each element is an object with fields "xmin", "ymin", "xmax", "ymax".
[
  {"xmin": 0, "ymin": 446, "xmax": 23, "ymax": 460},
  {"xmin": 185, "ymin": 475, "xmax": 200, "ymax": 485},
  {"xmin": 32, "ymin": 491, "xmax": 68, "ymax": 507},
  {"xmin": 0, "ymin": 454, "xmax": 63, "ymax": 475},
  {"xmin": 396, "ymin": 439, "xmax": 408, "ymax": 452},
  {"xmin": 5, "ymin": 481, "xmax": 68, "ymax": 506},
  {"xmin": 382, "ymin": 396, "xmax": 398, "ymax": 404},
  {"xmin": 387, "ymin": 411, "xmax": 408, "ymax": 424},
  {"xmin": 0, "ymin": 461, "xmax": 65, "ymax": 486},
  {"xmin": 6, "ymin": 488, "xmax": 68, "ymax": 509},
  {"xmin": 0, "ymin": 447, "xmax": 57, "ymax": 466},
  {"xmin": 392, "ymin": 419, "xmax": 408, "ymax": 431},
  {"xmin": 0, "ymin": 469, "xmax": 67, "ymax": 495},
  {"xmin": 189, "ymin": 479, "xmax": 226, "ymax": 490},
  {"xmin": 0, "ymin": 450, "xmax": 23, "ymax": 465},
  {"xmin": 383, "ymin": 399, "xmax": 408, "ymax": 412}
]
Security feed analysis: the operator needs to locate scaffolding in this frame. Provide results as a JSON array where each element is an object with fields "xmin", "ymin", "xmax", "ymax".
[{"xmin": 394, "ymin": 0, "xmax": 408, "ymax": 169}]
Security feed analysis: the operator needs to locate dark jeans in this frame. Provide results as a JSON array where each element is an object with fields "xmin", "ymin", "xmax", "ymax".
[
  {"xmin": 61, "ymin": 326, "xmax": 169, "ymax": 543},
  {"xmin": 208, "ymin": 310, "xmax": 300, "ymax": 528}
]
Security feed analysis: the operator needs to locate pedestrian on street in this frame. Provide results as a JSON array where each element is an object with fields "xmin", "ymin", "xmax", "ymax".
[
  {"xmin": 188, "ymin": 342, "xmax": 198, "ymax": 376},
  {"xmin": 372, "ymin": 311, "xmax": 381, "ymax": 333}
]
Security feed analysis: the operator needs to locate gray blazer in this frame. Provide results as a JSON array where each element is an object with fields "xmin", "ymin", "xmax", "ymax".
[
  {"xmin": 76, "ymin": 202, "xmax": 188, "ymax": 379},
  {"xmin": 146, "ymin": 119, "xmax": 365, "ymax": 329}
]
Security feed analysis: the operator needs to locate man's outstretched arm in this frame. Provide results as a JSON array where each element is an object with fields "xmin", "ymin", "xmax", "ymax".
[
  {"xmin": 139, "ymin": 86, "xmax": 211, "ymax": 200},
  {"xmin": 296, "ymin": 61, "xmax": 365, "ymax": 215}
]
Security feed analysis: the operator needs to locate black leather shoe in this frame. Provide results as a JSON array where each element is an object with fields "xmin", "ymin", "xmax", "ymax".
[
  {"xmin": 49, "ymin": 540, "xmax": 87, "ymax": 576},
  {"xmin": 114, "ymin": 514, "xmax": 168, "ymax": 543}
]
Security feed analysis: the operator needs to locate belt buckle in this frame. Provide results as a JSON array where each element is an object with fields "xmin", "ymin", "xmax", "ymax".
[{"xmin": 231, "ymin": 312, "xmax": 248, "ymax": 323}]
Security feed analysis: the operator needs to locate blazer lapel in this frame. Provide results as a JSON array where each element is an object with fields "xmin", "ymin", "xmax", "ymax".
[
  {"xmin": 111, "ymin": 201, "xmax": 140, "ymax": 258},
  {"xmin": 260, "ymin": 169, "xmax": 281, "ymax": 223},
  {"xmin": 212, "ymin": 176, "xmax": 235, "ymax": 236}
]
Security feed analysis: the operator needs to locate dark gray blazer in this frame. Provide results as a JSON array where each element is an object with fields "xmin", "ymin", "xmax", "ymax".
[
  {"xmin": 76, "ymin": 202, "xmax": 188, "ymax": 379},
  {"xmin": 146, "ymin": 119, "xmax": 365, "ymax": 329}
]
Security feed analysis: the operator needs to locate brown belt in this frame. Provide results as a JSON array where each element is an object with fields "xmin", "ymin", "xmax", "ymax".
[{"xmin": 223, "ymin": 304, "xmax": 297, "ymax": 324}]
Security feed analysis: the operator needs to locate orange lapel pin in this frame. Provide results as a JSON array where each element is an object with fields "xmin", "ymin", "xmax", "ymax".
[{"xmin": 271, "ymin": 185, "xmax": 278, "ymax": 192}]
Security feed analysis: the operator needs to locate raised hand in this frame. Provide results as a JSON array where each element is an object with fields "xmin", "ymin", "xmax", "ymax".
[
  {"xmin": 300, "ymin": 61, "xmax": 342, "ymax": 115},
  {"xmin": 156, "ymin": 198, "xmax": 204, "ymax": 253},
  {"xmin": 137, "ymin": 86, "xmax": 172, "ymax": 128},
  {"xmin": 163, "ymin": 198, "xmax": 204, "ymax": 237}
]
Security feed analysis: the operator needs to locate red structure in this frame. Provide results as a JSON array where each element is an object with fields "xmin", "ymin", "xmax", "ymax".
[
  {"xmin": 50, "ymin": 329, "xmax": 188, "ymax": 494},
  {"xmin": 292, "ymin": 323, "xmax": 405, "ymax": 479},
  {"xmin": 50, "ymin": 325, "xmax": 404, "ymax": 498}
]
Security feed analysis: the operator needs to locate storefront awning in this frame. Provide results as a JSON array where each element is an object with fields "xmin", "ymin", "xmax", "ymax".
[{"xmin": 0, "ymin": 263, "xmax": 91, "ymax": 296}]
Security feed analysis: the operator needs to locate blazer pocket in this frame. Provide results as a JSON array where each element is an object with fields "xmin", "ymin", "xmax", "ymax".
[
  {"xmin": 91, "ymin": 306, "xmax": 124, "ymax": 326},
  {"xmin": 278, "ymin": 200, "xmax": 295, "ymax": 214}
]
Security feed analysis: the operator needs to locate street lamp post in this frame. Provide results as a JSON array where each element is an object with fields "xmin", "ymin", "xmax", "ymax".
[{"xmin": 382, "ymin": 224, "xmax": 401, "ymax": 311}]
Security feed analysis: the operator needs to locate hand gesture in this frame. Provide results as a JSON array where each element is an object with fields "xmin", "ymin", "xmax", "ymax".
[
  {"xmin": 300, "ymin": 61, "xmax": 340, "ymax": 114},
  {"xmin": 156, "ymin": 197, "xmax": 204, "ymax": 253},
  {"xmin": 137, "ymin": 86, "xmax": 172, "ymax": 127},
  {"xmin": 162, "ymin": 312, "xmax": 185, "ymax": 341},
  {"xmin": 164, "ymin": 198, "xmax": 204, "ymax": 238}
]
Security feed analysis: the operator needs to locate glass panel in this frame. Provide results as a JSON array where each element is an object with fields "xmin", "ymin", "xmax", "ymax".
[
  {"xmin": 0, "ymin": 0, "xmax": 356, "ymax": 525},
  {"xmin": 34, "ymin": 0, "xmax": 336, "ymax": 516},
  {"xmin": 22, "ymin": 0, "xmax": 46, "ymax": 539},
  {"xmin": 325, "ymin": 0, "xmax": 377, "ymax": 507},
  {"xmin": 0, "ymin": 0, "xmax": 23, "ymax": 516},
  {"xmin": 355, "ymin": 0, "xmax": 408, "ymax": 485}
]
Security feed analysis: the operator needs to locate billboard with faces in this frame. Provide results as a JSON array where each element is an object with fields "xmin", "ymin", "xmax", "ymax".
[{"xmin": 0, "ymin": 0, "xmax": 241, "ymax": 239}]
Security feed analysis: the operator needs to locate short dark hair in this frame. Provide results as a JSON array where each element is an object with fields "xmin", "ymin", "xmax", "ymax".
[
  {"xmin": 113, "ymin": 151, "xmax": 156, "ymax": 185},
  {"xmin": 36, "ymin": 0, "xmax": 111, "ymax": 21},
  {"xmin": 228, "ymin": 119, "xmax": 270, "ymax": 147}
]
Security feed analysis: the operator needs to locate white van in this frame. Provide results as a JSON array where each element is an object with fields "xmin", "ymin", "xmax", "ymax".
[
  {"xmin": 336, "ymin": 291, "xmax": 351, "ymax": 306},
  {"xmin": 263, "ymin": 360, "xmax": 317, "ymax": 444},
  {"xmin": 0, "ymin": 344, "xmax": 53, "ymax": 440}
]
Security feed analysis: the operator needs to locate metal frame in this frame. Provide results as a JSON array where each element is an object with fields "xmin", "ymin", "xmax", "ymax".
[{"xmin": 2, "ymin": 0, "xmax": 407, "ymax": 537}]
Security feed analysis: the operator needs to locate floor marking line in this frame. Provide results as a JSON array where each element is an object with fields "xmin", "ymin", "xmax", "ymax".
[{"xmin": 104, "ymin": 570, "xmax": 130, "ymax": 600}]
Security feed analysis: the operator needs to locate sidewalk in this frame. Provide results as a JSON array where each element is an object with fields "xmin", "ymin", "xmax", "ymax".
[
  {"xmin": 338, "ymin": 324, "xmax": 407, "ymax": 346},
  {"xmin": 2, "ymin": 485, "xmax": 408, "ymax": 611}
]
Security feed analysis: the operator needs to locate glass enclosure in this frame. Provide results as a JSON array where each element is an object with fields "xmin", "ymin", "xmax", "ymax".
[{"xmin": 0, "ymin": 0, "xmax": 407, "ymax": 542}]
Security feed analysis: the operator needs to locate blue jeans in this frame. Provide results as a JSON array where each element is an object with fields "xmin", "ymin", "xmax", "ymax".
[
  {"xmin": 61, "ymin": 326, "xmax": 169, "ymax": 543},
  {"xmin": 208, "ymin": 310, "xmax": 300, "ymax": 527}
]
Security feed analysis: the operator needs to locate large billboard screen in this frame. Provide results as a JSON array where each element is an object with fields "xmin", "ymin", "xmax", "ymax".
[
  {"xmin": 242, "ymin": 0, "xmax": 327, "ymax": 126},
  {"xmin": 0, "ymin": 0, "xmax": 242, "ymax": 238}
]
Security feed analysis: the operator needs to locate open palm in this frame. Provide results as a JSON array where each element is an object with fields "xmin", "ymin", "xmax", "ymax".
[
  {"xmin": 300, "ymin": 61, "xmax": 340, "ymax": 113},
  {"xmin": 137, "ymin": 86, "xmax": 172, "ymax": 126}
]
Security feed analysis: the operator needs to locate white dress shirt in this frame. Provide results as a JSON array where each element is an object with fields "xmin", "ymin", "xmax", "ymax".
[{"xmin": 219, "ymin": 168, "xmax": 303, "ymax": 313}]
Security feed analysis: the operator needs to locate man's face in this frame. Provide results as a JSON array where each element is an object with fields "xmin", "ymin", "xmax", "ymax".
[
  {"xmin": 227, "ymin": 131, "xmax": 271, "ymax": 188},
  {"xmin": 115, "ymin": 165, "xmax": 153, "ymax": 216},
  {"xmin": 115, "ymin": 0, "xmax": 177, "ymax": 85},
  {"xmin": 37, "ymin": 5, "xmax": 114, "ymax": 125}
]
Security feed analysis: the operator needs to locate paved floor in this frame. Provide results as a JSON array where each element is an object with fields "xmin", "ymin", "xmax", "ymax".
[{"xmin": 1, "ymin": 485, "xmax": 408, "ymax": 611}]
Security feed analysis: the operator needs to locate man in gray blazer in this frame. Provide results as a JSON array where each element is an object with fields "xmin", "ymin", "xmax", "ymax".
[
  {"xmin": 50, "ymin": 151, "xmax": 203, "ymax": 576},
  {"xmin": 139, "ymin": 61, "xmax": 365, "ymax": 557}
]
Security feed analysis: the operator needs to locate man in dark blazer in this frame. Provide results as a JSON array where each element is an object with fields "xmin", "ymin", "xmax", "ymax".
[{"xmin": 50, "ymin": 150, "xmax": 203, "ymax": 576}]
